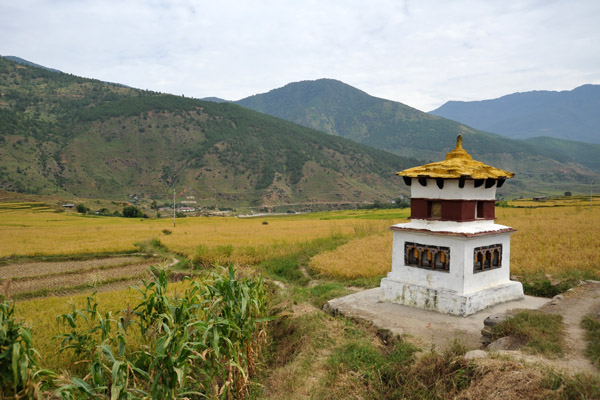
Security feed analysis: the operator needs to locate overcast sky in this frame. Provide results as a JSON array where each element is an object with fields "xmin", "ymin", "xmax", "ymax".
[{"xmin": 2, "ymin": 0, "xmax": 599, "ymax": 111}]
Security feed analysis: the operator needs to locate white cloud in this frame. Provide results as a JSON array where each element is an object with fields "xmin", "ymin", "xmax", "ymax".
[{"xmin": 1, "ymin": 0, "xmax": 599, "ymax": 110}]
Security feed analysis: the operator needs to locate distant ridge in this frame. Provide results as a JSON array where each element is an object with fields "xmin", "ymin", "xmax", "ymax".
[
  {"xmin": 235, "ymin": 78, "xmax": 600, "ymax": 195},
  {"xmin": 2, "ymin": 55, "xmax": 62, "ymax": 73},
  {"xmin": 201, "ymin": 97, "xmax": 230, "ymax": 103},
  {"xmin": 430, "ymin": 85, "xmax": 600, "ymax": 144}
]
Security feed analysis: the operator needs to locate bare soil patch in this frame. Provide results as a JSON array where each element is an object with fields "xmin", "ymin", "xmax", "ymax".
[
  {"xmin": 0, "ymin": 256, "xmax": 167, "ymax": 298},
  {"xmin": 0, "ymin": 256, "xmax": 150, "ymax": 280}
]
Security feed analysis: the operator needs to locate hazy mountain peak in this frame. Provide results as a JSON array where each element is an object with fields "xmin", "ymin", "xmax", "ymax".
[{"xmin": 430, "ymin": 85, "xmax": 600, "ymax": 144}]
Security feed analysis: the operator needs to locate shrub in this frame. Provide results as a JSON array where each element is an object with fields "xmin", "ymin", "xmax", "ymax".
[
  {"xmin": 122, "ymin": 205, "xmax": 147, "ymax": 218},
  {"xmin": 75, "ymin": 203, "xmax": 89, "ymax": 214}
]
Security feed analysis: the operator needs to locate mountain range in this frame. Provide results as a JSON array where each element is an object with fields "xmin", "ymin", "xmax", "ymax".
[
  {"xmin": 1, "ymin": 56, "xmax": 598, "ymax": 207},
  {"xmin": 235, "ymin": 79, "xmax": 599, "ymax": 195},
  {"xmin": 0, "ymin": 56, "xmax": 418, "ymax": 208},
  {"xmin": 430, "ymin": 85, "xmax": 600, "ymax": 144}
]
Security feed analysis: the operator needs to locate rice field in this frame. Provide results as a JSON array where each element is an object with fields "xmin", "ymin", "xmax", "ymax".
[
  {"xmin": 1, "ymin": 199, "xmax": 599, "ymax": 284},
  {"xmin": 0, "ymin": 255, "xmax": 149, "ymax": 280},
  {"xmin": 497, "ymin": 205, "xmax": 600, "ymax": 277},
  {"xmin": 0, "ymin": 255, "xmax": 164, "ymax": 299},
  {"xmin": 310, "ymin": 232, "xmax": 392, "ymax": 278},
  {"xmin": 0, "ymin": 203, "xmax": 405, "ymax": 260},
  {"xmin": 310, "ymin": 202, "xmax": 600, "ymax": 280}
]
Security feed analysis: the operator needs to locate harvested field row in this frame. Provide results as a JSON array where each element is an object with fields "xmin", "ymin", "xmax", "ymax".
[
  {"xmin": 0, "ymin": 255, "xmax": 152, "ymax": 280},
  {"xmin": 0, "ymin": 260, "xmax": 162, "ymax": 298}
]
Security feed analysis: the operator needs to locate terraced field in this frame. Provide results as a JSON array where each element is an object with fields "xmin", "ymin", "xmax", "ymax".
[{"xmin": 0, "ymin": 255, "xmax": 165, "ymax": 299}]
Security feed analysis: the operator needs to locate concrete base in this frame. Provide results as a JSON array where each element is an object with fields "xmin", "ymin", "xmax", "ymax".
[
  {"xmin": 380, "ymin": 278, "xmax": 524, "ymax": 316},
  {"xmin": 324, "ymin": 288, "xmax": 548, "ymax": 349}
]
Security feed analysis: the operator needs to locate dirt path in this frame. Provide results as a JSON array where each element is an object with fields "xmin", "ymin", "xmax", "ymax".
[{"xmin": 526, "ymin": 280, "xmax": 600, "ymax": 375}]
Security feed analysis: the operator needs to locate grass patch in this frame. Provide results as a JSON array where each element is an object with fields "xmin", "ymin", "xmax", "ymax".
[
  {"xmin": 581, "ymin": 314, "xmax": 600, "ymax": 369},
  {"xmin": 263, "ymin": 254, "xmax": 309, "ymax": 285},
  {"xmin": 261, "ymin": 235, "xmax": 349, "ymax": 285},
  {"xmin": 543, "ymin": 370, "xmax": 600, "ymax": 399},
  {"xmin": 492, "ymin": 310, "xmax": 564, "ymax": 357},
  {"xmin": 328, "ymin": 340, "xmax": 416, "ymax": 380},
  {"xmin": 405, "ymin": 340, "xmax": 474, "ymax": 397},
  {"xmin": 521, "ymin": 278, "xmax": 578, "ymax": 297},
  {"xmin": 323, "ymin": 338, "xmax": 475, "ymax": 399},
  {"xmin": 293, "ymin": 282, "xmax": 353, "ymax": 308}
]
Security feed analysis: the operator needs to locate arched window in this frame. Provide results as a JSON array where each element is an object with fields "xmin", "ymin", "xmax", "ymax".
[
  {"xmin": 473, "ymin": 244, "xmax": 503, "ymax": 273},
  {"xmin": 483, "ymin": 251, "xmax": 492, "ymax": 270},
  {"xmin": 492, "ymin": 249, "xmax": 500, "ymax": 267},
  {"xmin": 408, "ymin": 246, "xmax": 419, "ymax": 265},
  {"xmin": 474, "ymin": 252, "xmax": 483, "ymax": 272},
  {"xmin": 421, "ymin": 250, "xmax": 432, "ymax": 268},
  {"xmin": 405, "ymin": 242, "xmax": 450, "ymax": 272}
]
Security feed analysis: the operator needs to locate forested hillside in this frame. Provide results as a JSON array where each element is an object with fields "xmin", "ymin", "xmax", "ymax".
[
  {"xmin": 0, "ymin": 57, "xmax": 418, "ymax": 207},
  {"xmin": 236, "ymin": 79, "xmax": 599, "ymax": 195}
]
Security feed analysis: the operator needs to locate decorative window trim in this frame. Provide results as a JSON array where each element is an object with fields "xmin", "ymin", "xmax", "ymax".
[
  {"xmin": 405, "ymin": 242, "xmax": 450, "ymax": 272},
  {"xmin": 473, "ymin": 244, "xmax": 502, "ymax": 273}
]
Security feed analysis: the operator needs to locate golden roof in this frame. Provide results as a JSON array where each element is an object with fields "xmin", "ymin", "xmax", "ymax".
[{"xmin": 397, "ymin": 135, "xmax": 515, "ymax": 179}]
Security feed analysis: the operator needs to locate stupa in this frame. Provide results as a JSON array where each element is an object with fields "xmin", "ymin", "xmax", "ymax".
[{"xmin": 380, "ymin": 135, "xmax": 524, "ymax": 316}]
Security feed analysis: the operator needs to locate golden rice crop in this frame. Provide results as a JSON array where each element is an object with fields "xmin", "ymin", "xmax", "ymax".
[
  {"xmin": 0, "ymin": 205, "xmax": 399, "ymax": 261},
  {"xmin": 496, "ymin": 206, "xmax": 600, "ymax": 277},
  {"xmin": 311, "ymin": 205, "xmax": 600, "ymax": 279},
  {"xmin": 508, "ymin": 195, "xmax": 598, "ymax": 208},
  {"xmin": 309, "ymin": 232, "xmax": 392, "ymax": 278}
]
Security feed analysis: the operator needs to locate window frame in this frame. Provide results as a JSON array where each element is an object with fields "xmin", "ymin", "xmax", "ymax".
[
  {"xmin": 405, "ymin": 241, "xmax": 450, "ymax": 272},
  {"xmin": 473, "ymin": 244, "xmax": 503, "ymax": 273}
]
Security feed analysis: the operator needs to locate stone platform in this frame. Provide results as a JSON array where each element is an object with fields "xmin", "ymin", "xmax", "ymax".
[
  {"xmin": 380, "ymin": 278, "xmax": 524, "ymax": 316},
  {"xmin": 324, "ymin": 287, "xmax": 547, "ymax": 349}
]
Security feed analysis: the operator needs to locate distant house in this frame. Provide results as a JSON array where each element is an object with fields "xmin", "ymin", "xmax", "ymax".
[
  {"xmin": 533, "ymin": 196, "xmax": 548, "ymax": 202},
  {"xmin": 62, "ymin": 203, "xmax": 75, "ymax": 208},
  {"xmin": 177, "ymin": 207, "xmax": 195, "ymax": 213}
]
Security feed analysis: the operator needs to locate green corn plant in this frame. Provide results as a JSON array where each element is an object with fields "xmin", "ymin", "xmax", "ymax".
[
  {"xmin": 48, "ymin": 266, "xmax": 270, "ymax": 399},
  {"xmin": 0, "ymin": 298, "xmax": 54, "ymax": 399},
  {"xmin": 133, "ymin": 267, "xmax": 173, "ymax": 337}
]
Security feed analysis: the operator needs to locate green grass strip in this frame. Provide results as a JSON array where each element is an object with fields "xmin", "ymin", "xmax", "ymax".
[
  {"xmin": 581, "ymin": 314, "xmax": 600, "ymax": 370},
  {"xmin": 492, "ymin": 310, "xmax": 564, "ymax": 357}
]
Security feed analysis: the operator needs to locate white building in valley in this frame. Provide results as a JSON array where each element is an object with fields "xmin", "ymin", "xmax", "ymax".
[{"xmin": 380, "ymin": 135, "xmax": 524, "ymax": 316}]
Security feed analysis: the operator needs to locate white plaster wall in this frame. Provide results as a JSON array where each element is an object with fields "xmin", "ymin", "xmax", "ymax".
[
  {"xmin": 461, "ymin": 232, "xmax": 512, "ymax": 294},
  {"xmin": 388, "ymin": 230, "xmax": 514, "ymax": 295},
  {"xmin": 389, "ymin": 231, "xmax": 467, "ymax": 293},
  {"xmin": 409, "ymin": 178, "xmax": 497, "ymax": 200}
]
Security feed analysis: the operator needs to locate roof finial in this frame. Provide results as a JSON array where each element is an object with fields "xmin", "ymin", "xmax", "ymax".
[{"xmin": 456, "ymin": 134, "xmax": 463, "ymax": 150}]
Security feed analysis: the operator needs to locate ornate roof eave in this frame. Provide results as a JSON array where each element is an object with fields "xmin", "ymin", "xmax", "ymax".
[{"xmin": 397, "ymin": 135, "xmax": 515, "ymax": 180}]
